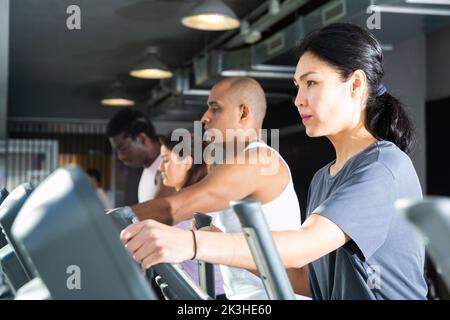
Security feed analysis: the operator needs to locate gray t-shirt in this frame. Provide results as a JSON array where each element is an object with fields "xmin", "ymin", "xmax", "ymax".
[{"xmin": 307, "ymin": 141, "xmax": 427, "ymax": 300}]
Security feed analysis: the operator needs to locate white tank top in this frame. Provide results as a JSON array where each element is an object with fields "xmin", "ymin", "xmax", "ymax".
[
  {"xmin": 138, "ymin": 155, "xmax": 162, "ymax": 203},
  {"xmin": 215, "ymin": 141, "xmax": 301, "ymax": 300}
]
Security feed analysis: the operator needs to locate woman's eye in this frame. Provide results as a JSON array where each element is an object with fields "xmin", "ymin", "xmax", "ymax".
[{"xmin": 307, "ymin": 80, "xmax": 316, "ymax": 88}]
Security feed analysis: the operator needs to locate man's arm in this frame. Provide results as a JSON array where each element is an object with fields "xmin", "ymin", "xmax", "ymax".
[
  {"xmin": 131, "ymin": 162, "xmax": 261, "ymax": 225},
  {"xmin": 132, "ymin": 149, "xmax": 288, "ymax": 225}
]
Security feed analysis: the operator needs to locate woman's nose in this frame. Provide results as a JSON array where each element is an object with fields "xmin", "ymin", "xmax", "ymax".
[{"xmin": 294, "ymin": 89, "xmax": 307, "ymax": 108}]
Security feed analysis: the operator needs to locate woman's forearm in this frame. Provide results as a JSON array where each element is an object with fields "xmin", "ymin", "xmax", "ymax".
[
  {"xmin": 195, "ymin": 214, "xmax": 348, "ymax": 270},
  {"xmin": 195, "ymin": 229, "xmax": 311, "ymax": 297},
  {"xmin": 195, "ymin": 230, "xmax": 310, "ymax": 269},
  {"xmin": 195, "ymin": 231, "xmax": 256, "ymax": 268}
]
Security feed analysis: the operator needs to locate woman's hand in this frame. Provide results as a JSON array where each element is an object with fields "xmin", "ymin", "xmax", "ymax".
[{"xmin": 120, "ymin": 219, "xmax": 195, "ymax": 269}]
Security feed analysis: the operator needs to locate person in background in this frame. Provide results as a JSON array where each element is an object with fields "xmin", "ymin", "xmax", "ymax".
[
  {"xmin": 106, "ymin": 108, "xmax": 176, "ymax": 300},
  {"xmin": 158, "ymin": 132, "xmax": 226, "ymax": 299},
  {"xmin": 86, "ymin": 168, "xmax": 113, "ymax": 210},
  {"xmin": 106, "ymin": 108, "xmax": 174, "ymax": 204}
]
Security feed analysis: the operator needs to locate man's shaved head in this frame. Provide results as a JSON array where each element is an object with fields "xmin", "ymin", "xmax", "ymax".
[{"xmin": 213, "ymin": 77, "xmax": 267, "ymax": 128}]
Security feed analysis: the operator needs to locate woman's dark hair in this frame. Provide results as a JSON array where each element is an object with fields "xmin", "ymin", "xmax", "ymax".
[
  {"xmin": 159, "ymin": 132, "xmax": 208, "ymax": 188},
  {"xmin": 297, "ymin": 22, "xmax": 415, "ymax": 154},
  {"xmin": 106, "ymin": 108, "xmax": 157, "ymax": 141}
]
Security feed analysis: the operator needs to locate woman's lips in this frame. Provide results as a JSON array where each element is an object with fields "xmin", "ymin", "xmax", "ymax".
[{"xmin": 301, "ymin": 115, "xmax": 312, "ymax": 123}]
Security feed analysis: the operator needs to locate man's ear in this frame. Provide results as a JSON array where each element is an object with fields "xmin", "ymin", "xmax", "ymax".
[
  {"xmin": 239, "ymin": 104, "xmax": 250, "ymax": 122},
  {"xmin": 350, "ymin": 69, "xmax": 367, "ymax": 99},
  {"xmin": 137, "ymin": 132, "xmax": 150, "ymax": 145}
]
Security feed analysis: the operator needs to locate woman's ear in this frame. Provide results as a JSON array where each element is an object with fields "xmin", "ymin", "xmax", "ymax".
[
  {"xmin": 350, "ymin": 69, "xmax": 367, "ymax": 99},
  {"xmin": 239, "ymin": 104, "xmax": 250, "ymax": 122}
]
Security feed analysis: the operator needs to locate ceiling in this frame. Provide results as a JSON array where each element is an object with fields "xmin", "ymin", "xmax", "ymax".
[
  {"xmin": 8, "ymin": 0, "xmax": 269, "ymax": 120},
  {"xmin": 8, "ymin": 0, "xmax": 335, "ymax": 126},
  {"xmin": 8, "ymin": 0, "xmax": 450, "ymax": 126}
]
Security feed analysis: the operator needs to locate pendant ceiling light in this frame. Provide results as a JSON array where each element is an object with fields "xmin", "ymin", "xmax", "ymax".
[
  {"xmin": 101, "ymin": 82, "xmax": 135, "ymax": 107},
  {"xmin": 181, "ymin": 0, "xmax": 240, "ymax": 31},
  {"xmin": 130, "ymin": 47, "xmax": 173, "ymax": 79}
]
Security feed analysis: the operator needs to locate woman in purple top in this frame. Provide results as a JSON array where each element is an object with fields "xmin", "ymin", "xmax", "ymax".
[{"xmin": 158, "ymin": 132, "xmax": 226, "ymax": 299}]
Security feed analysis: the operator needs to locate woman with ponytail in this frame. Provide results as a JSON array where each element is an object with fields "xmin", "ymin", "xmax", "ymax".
[
  {"xmin": 120, "ymin": 22, "xmax": 427, "ymax": 300},
  {"xmin": 291, "ymin": 22, "xmax": 426, "ymax": 299}
]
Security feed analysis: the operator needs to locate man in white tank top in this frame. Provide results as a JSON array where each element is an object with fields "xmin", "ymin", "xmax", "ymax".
[
  {"xmin": 121, "ymin": 78, "xmax": 309, "ymax": 299},
  {"xmin": 107, "ymin": 108, "xmax": 174, "ymax": 203}
]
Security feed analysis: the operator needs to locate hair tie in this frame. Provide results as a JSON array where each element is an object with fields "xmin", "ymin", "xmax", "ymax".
[
  {"xmin": 376, "ymin": 84, "xmax": 387, "ymax": 97},
  {"xmin": 190, "ymin": 230, "xmax": 197, "ymax": 260}
]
